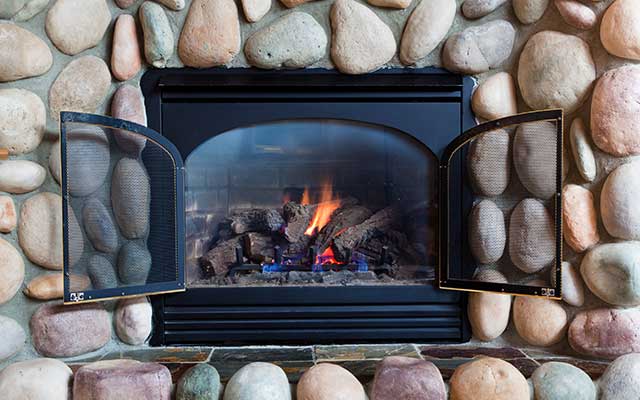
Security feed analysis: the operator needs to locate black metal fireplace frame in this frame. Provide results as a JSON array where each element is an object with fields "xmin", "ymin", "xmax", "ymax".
[{"xmin": 141, "ymin": 68, "xmax": 475, "ymax": 346}]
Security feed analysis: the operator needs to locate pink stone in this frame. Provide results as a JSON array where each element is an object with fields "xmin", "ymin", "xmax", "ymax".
[
  {"xmin": 568, "ymin": 308, "xmax": 640, "ymax": 359},
  {"xmin": 111, "ymin": 14, "xmax": 142, "ymax": 81},
  {"xmin": 0, "ymin": 196, "xmax": 16, "ymax": 233},
  {"xmin": 111, "ymin": 84, "xmax": 147, "ymax": 156},
  {"xmin": 371, "ymin": 356, "xmax": 446, "ymax": 400},
  {"xmin": 562, "ymin": 184, "xmax": 599, "ymax": 253},
  {"xmin": 555, "ymin": 0, "xmax": 596, "ymax": 30}
]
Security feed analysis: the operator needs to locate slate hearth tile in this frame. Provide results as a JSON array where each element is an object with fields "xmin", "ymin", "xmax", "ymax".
[
  {"xmin": 100, "ymin": 347, "xmax": 213, "ymax": 363},
  {"xmin": 314, "ymin": 344, "xmax": 421, "ymax": 378}
]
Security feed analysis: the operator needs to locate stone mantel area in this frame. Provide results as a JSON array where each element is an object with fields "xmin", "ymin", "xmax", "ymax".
[{"xmin": 1, "ymin": 0, "xmax": 640, "ymax": 398}]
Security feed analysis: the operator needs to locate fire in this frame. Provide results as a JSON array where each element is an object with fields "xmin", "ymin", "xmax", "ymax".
[
  {"xmin": 304, "ymin": 181, "xmax": 341, "ymax": 236},
  {"xmin": 301, "ymin": 187, "xmax": 310, "ymax": 206},
  {"xmin": 316, "ymin": 246, "xmax": 341, "ymax": 265}
]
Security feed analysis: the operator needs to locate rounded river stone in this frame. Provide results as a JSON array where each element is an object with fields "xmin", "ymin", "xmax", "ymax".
[
  {"xmin": 555, "ymin": 0, "xmax": 596, "ymax": 30},
  {"xmin": 112, "ymin": 157, "xmax": 150, "ymax": 239},
  {"xmin": 462, "ymin": 0, "xmax": 508, "ymax": 19},
  {"xmin": 467, "ymin": 128, "xmax": 510, "ymax": 196},
  {"xmin": 449, "ymin": 357, "xmax": 529, "ymax": 400},
  {"xmin": 0, "ymin": 358, "xmax": 72, "ymax": 400},
  {"xmin": 580, "ymin": 242, "xmax": 640, "ymax": 307},
  {"xmin": 569, "ymin": 117, "xmax": 596, "ymax": 182},
  {"xmin": 139, "ymin": 1, "xmax": 174, "ymax": 68},
  {"xmin": 298, "ymin": 363, "xmax": 366, "ymax": 400},
  {"xmin": 45, "ymin": 0, "xmax": 111, "ymax": 55},
  {"xmin": 0, "ymin": 315, "xmax": 25, "ymax": 362},
  {"xmin": 513, "ymin": 295, "xmax": 567, "ymax": 346},
  {"xmin": 508, "ymin": 199, "xmax": 555, "ymax": 273},
  {"xmin": 115, "ymin": 296, "xmax": 152, "ymax": 345},
  {"xmin": 31, "ymin": 302, "xmax": 111, "ymax": 357},
  {"xmin": 562, "ymin": 184, "xmax": 599, "ymax": 253},
  {"xmin": 513, "ymin": 121, "xmax": 557, "ymax": 199},
  {"xmin": 371, "ymin": 356, "xmax": 446, "ymax": 400},
  {"xmin": 600, "ymin": 0, "xmax": 640, "ymax": 60},
  {"xmin": 0, "ymin": 88, "xmax": 45, "ymax": 154},
  {"xmin": 118, "ymin": 242, "xmax": 152, "ymax": 285},
  {"xmin": 518, "ymin": 31, "xmax": 595, "ymax": 114},
  {"xmin": 49, "ymin": 140, "xmax": 61, "ymax": 183},
  {"xmin": 0, "ymin": 0, "xmax": 50, "ymax": 21},
  {"xmin": 244, "ymin": 12, "xmax": 327, "ymax": 69},
  {"xmin": 0, "ymin": 23, "xmax": 52, "ymax": 82},
  {"xmin": 112, "ymin": 14, "xmax": 142, "ymax": 81},
  {"xmin": 468, "ymin": 269, "xmax": 511, "ymax": 341},
  {"xmin": 24, "ymin": 273, "xmax": 90, "ymax": 300},
  {"xmin": 224, "ymin": 362, "xmax": 291, "ymax": 400},
  {"xmin": 599, "ymin": 353, "xmax": 640, "ymax": 400},
  {"xmin": 177, "ymin": 364, "xmax": 221, "ymax": 400},
  {"xmin": 469, "ymin": 199, "xmax": 506, "ymax": 264},
  {"xmin": 66, "ymin": 125, "xmax": 110, "ymax": 197},
  {"xmin": 83, "ymin": 198, "xmax": 118, "ymax": 254},
  {"xmin": 0, "ymin": 196, "xmax": 17, "ymax": 233},
  {"xmin": 531, "ymin": 362, "xmax": 596, "ymax": 400},
  {"xmin": 0, "ymin": 159, "xmax": 46, "ymax": 194},
  {"xmin": 0, "ymin": 237, "xmax": 24, "ymax": 305},
  {"xmin": 400, "ymin": 0, "xmax": 456, "ymax": 65},
  {"xmin": 513, "ymin": 0, "xmax": 549, "ymax": 24},
  {"xmin": 242, "ymin": 0, "xmax": 271, "ymax": 22},
  {"xmin": 569, "ymin": 307, "xmax": 640, "ymax": 359},
  {"xmin": 471, "ymin": 72, "xmax": 518, "ymax": 120},
  {"xmin": 111, "ymin": 84, "xmax": 148, "ymax": 156},
  {"xmin": 601, "ymin": 160, "xmax": 640, "ymax": 239},
  {"xmin": 561, "ymin": 261, "xmax": 584, "ymax": 307},
  {"xmin": 88, "ymin": 254, "xmax": 119, "ymax": 289}
]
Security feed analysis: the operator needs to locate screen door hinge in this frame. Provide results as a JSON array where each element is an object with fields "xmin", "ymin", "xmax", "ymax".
[
  {"xmin": 541, "ymin": 288, "xmax": 555, "ymax": 297},
  {"xmin": 69, "ymin": 292, "xmax": 85, "ymax": 302}
]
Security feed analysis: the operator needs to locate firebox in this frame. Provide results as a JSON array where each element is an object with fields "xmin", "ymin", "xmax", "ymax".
[{"xmin": 60, "ymin": 69, "xmax": 563, "ymax": 345}]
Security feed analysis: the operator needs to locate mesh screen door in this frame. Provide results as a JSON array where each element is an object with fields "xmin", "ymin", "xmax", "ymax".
[
  {"xmin": 61, "ymin": 112, "xmax": 185, "ymax": 304},
  {"xmin": 439, "ymin": 110, "xmax": 563, "ymax": 299}
]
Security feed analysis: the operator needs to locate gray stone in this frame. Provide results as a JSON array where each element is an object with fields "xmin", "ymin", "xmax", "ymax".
[
  {"xmin": 83, "ymin": 198, "xmax": 118, "ymax": 254},
  {"xmin": 0, "ymin": 160, "xmax": 46, "ymax": 194},
  {"xmin": 30, "ymin": 302, "xmax": 111, "ymax": 357},
  {"xmin": 49, "ymin": 55, "xmax": 111, "ymax": 121},
  {"xmin": 531, "ymin": 362, "xmax": 596, "ymax": 400},
  {"xmin": 518, "ymin": 31, "xmax": 595, "ymax": 114},
  {"xmin": 0, "ymin": 24, "xmax": 52, "ymax": 82},
  {"xmin": 509, "ymin": 199, "xmax": 555, "ymax": 273},
  {"xmin": 139, "ymin": 1, "xmax": 174, "ymax": 68},
  {"xmin": 0, "ymin": 315, "xmax": 25, "ymax": 362},
  {"xmin": 111, "ymin": 84, "xmax": 147, "ymax": 156},
  {"xmin": 513, "ymin": 0, "xmax": 549, "ymax": 24},
  {"xmin": 115, "ymin": 297, "xmax": 152, "ymax": 345},
  {"xmin": 580, "ymin": 242, "xmax": 640, "ymax": 307},
  {"xmin": 0, "ymin": 358, "xmax": 72, "ymax": 400},
  {"xmin": 462, "ymin": 0, "xmax": 508, "ymax": 19},
  {"xmin": 601, "ymin": 161, "xmax": 640, "ymax": 240},
  {"xmin": 599, "ymin": 354, "xmax": 640, "ymax": 400},
  {"xmin": 569, "ymin": 308, "xmax": 640, "ymax": 359},
  {"xmin": 0, "ymin": 0, "xmax": 49, "ymax": 21},
  {"xmin": 224, "ymin": 362, "xmax": 291, "ymax": 400},
  {"xmin": 111, "ymin": 158, "xmax": 150, "ymax": 239},
  {"xmin": 49, "ymin": 140, "xmax": 61, "ymax": 183},
  {"xmin": 371, "ymin": 356, "xmax": 446, "ymax": 400},
  {"xmin": 73, "ymin": 360, "xmax": 172, "ymax": 400},
  {"xmin": 45, "ymin": 0, "xmax": 111, "ymax": 55},
  {"xmin": 68, "ymin": 204, "xmax": 84, "ymax": 267},
  {"xmin": 400, "ymin": 0, "xmax": 456, "ymax": 65},
  {"xmin": 88, "ymin": 254, "xmax": 119, "ymax": 289},
  {"xmin": 118, "ymin": 242, "xmax": 152, "ymax": 285},
  {"xmin": 330, "ymin": 0, "xmax": 397, "ymax": 75},
  {"xmin": 468, "ymin": 269, "xmax": 511, "ymax": 341},
  {"xmin": 177, "ymin": 364, "xmax": 222, "ymax": 400},
  {"xmin": 467, "ymin": 129, "xmax": 510, "ymax": 196},
  {"xmin": 66, "ymin": 125, "xmax": 110, "ymax": 197},
  {"xmin": 561, "ymin": 261, "xmax": 584, "ymax": 307},
  {"xmin": 442, "ymin": 20, "xmax": 515, "ymax": 74},
  {"xmin": 244, "ymin": 12, "xmax": 327, "ymax": 69},
  {"xmin": 0, "ymin": 88, "xmax": 45, "ymax": 155},
  {"xmin": 513, "ymin": 121, "xmax": 558, "ymax": 199},
  {"xmin": 569, "ymin": 118, "xmax": 596, "ymax": 182},
  {"xmin": 469, "ymin": 200, "xmax": 505, "ymax": 264}
]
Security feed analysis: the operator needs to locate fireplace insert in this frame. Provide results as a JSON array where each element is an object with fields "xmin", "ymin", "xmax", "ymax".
[{"xmin": 60, "ymin": 69, "xmax": 563, "ymax": 345}]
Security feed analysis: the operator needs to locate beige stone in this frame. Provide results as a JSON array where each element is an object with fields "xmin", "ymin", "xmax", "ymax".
[
  {"xmin": 0, "ymin": 358, "xmax": 72, "ymax": 400},
  {"xmin": 400, "ymin": 0, "xmax": 455, "ymax": 65},
  {"xmin": 18, "ymin": 192, "xmax": 65, "ymax": 270},
  {"xmin": 0, "ymin": 88, "xmax": 45, "ymax": 155},
  {"xmin": 561, "ymin": 261, "xmax": 585, "ymax": 307},
  {"xmin": 241, "ymin": 0, "xmax": 270, "ymax": 22},
  {"xmin": 450, "ymin": 357, "xmax": 529, "ymax": 400},
  {"xmin": 297, "ymin": 363, "xmax": 367, "ymax": 400},
  {"xmin": 471, "ymin": 72, "xmax": 517, "ymax": 120},
  {"xmin": 112, "ymin": 14, "xmax": 142, "ymax": 81},
  {"xmin": 600, "ymin": 0, "xmax": 640, "ymax": 60},
  {"xmin": 569, "ymin": 118, "xmax": 597, "ymax": 182},
  {"xmin": 49, "ymin": 56, "xmax": 111, "ymax": 121},
  {"xmin": 518, "ymin": 31, "xmax": 595, "ymax": 114},
  {"xmin": 24, "ymin": 273, "xmax": 90, "ymax": 300},
  {"xmin": 280, "ymin": 0, "xmax": 317, "ymax": 6},
  {"xmin": 0, "ymin": 160, "xmax": 46, "ymax": 194},
  {"xmin": 45, "ymin": 0, "xmax": 111, "ymax": 55},
  {"xmin": 0, "ymin": 23, "xmax": 52, "ymax": 82},
  {"xmin": 591, "ymin": 65, "xmax": 640, "ymax": 156},
  {"xmin": 468, "ymin": 270, "xmax": 511, "ymax": 341},
  {"xmin": 178, "ymin": 0, "xmax": 241, "ymax": 68},
  {"xmin": 49, "ymin": 140, "xmax": 61, "ymax": 184},
  {"xmin": 563, "ymin": 184, "xmax": 599, "ymax": 253},
  {"xmin": 368, "ymin": 0, "xmax": 412, "ymax": 8},
  {"xmin": 0, "ymin": 237, "xmax": 24, "ymax": 305},
  {"xmin": 115, "ymin": 297, "xmax": 153, "ymax": 345},
  {"xmin": 601, "ymin": 161, "xmax": 640, "ymax": 240},
  {"xmin": 555, "ymin": 0, "xmax": 596, "ymax": 30},
  {"xmin": 513, "ymin": 0, "xmax": 549, "ymax": 24},
  {"xmin": 0, "ymin": 196, "xmax": 17, "ymax": 233},
  {"xmin": 513, "ymin": 296, "xmax": 567, "ymax": 346},
  {"xmin": 330, "ymin": 0, "xmax": 397, "ymax": 75},
  {"xmin": 154, "ymin": 0, "xmax": 185, "ymax": 9}
]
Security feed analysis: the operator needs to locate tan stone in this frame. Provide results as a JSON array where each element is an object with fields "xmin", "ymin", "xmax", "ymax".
[
  {"xmin": 330, "ymin": 0, "xmax": 397, "ymax": 75},
  {"xmin": 178, "ymin": 0, "xmax": 241, "ymax": 68},
  {"xmin": 0, "ymin": 196, "xmax": 17, "ymax": 233},
  {"xmin": 241, "ymin": 0, "xmax": 270, "ymax": 22},
  {"xmin": 49, "ymin": 56, "xmax": 111, "ymax": 122},
  {"xmin": 0, "ymin": 88, "xmax": 46, "ymax": 155},
  {"xmin": 0, "ymin": 358, "xmax": 72, "ymax": 400},
  {"xmin": 24, "ymin": 273, "xmax": 90, "ymax": 300},
  {"xmin": 471, "ymin": 72, "xmax": 517, "ymax": 120},
  {"xmin": 297, "ymin": 363, "xmax": 367, "ymax": 400},
  {"xmin": 112, "ymin": 14, "xmax": 142, "ymax": 81},
  {"xmin": 600, "ymin": 0, "xmax": 640, "ymax": 60},
  {"xmin": 49, "ymin": 140, "xmax": 61, "ymax": 184},
  {"xmin": 513, "ymin": 296, "xmax": 567, "ymax": 346},
  {"xmin": 0, "ymin": 160, "xmax": 46, "ymax": 194},
  {"xmin": 563, "ymin": 184, "xmax": 599, "ymax": 253},
  {"xmin": 561, "ymin": 261, "xmax": 585, "ymax": 307},
  {"xmin": 368, "ymin": 0, "xmax": 412, "ymax": 8},
  {"xmin": 569, "ymin": 118, "xmax": 597, "ymax": 182},
  {"xmin": 45, "ymin": 0, "xmax": 111, "ymax": 55},
  {"xmin": 0, "ymin": 237, "xmax": 24, "ymax": 305},
  {"xmin": 513, "ymin": 0, "xmax": 549, "ymax": 24},
  {"xmin": 450, "ymin": 357, "xmax": 529, "ymax": 400},
  {"xmin": 280, "ymin": 0, "xmax": 316, "ymax": 7},
  {"xmin": 400, "ymin": 0, "xmax": 455, "ymax": 65},
  {"xmin": 468, "ymin": 270, "xmax": 511, "ymax": 341},
  {"xmin": 18, "ymin": 192, "xmax": 65, "ymax": 270},
  {"xmin": 0, "ymin": 23, "xmax": 52, "ymax": 82},
  {"xmin": 555, "ymin": 0, "xmax": 596, "ymax": 30}
]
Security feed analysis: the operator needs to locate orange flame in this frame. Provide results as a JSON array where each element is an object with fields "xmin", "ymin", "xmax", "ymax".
[
  {"xmin": 301, "ymin": 187, "xmax": 310, "ymax": 206},
  {"xmin": 317, "ymin": 246, "xmax": 341, "ymax": 265},
  {"xmin": 304, "ymin": 181, "xmax": 341, "ymax": 236}
]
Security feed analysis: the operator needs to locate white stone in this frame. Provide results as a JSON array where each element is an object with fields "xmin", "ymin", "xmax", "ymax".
[
  {"xmin": 241, "ymin": 0, "xmax": 270, "ymax": 22},
  {"xmin": 0, "ymin": 160, "xmax": 46, "ymax": 194},
  {"xmin": 115, "ymin": 297, "xmax": 153, "ymax": 345},
  {"xmin": 0, "ymin": 88, "xmax": 45, "ymax": 155},
  {"xmin": 0, "ymin": 315, "xmax": 26, "ymax": 361},
  {"xmin": 569, "ymin": 118, "xmax": 596, "ymax": 182},
  {"xmin": 513, "ymin": 0, "xmax": 549, "ymax": 24},
  {"xmin": 0, "ymin": 358, "xmax": 73, "ymax": 400},
  {"xmin": 561, "ymin": 261, "xmax": 584, "ymax": 307},
  {"xmin": 45, "ymin": 0, "xmax": 111, "ymax": 55},
  {"xmin": 601, "ymin": 161, "xmax": 640, "ymax": 240},
  {"xmin": 399, "ymin": 0, "xmax": 455, "ymax": 65},
  {"xmin": 0, "ymin": 237, "xmax": 24, "ymax": 305}
]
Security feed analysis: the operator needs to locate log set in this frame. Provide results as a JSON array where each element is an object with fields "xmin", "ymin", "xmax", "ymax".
[{"xmin": 200, "ymin": 197, "xmax": 425, "ymax": 278}]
